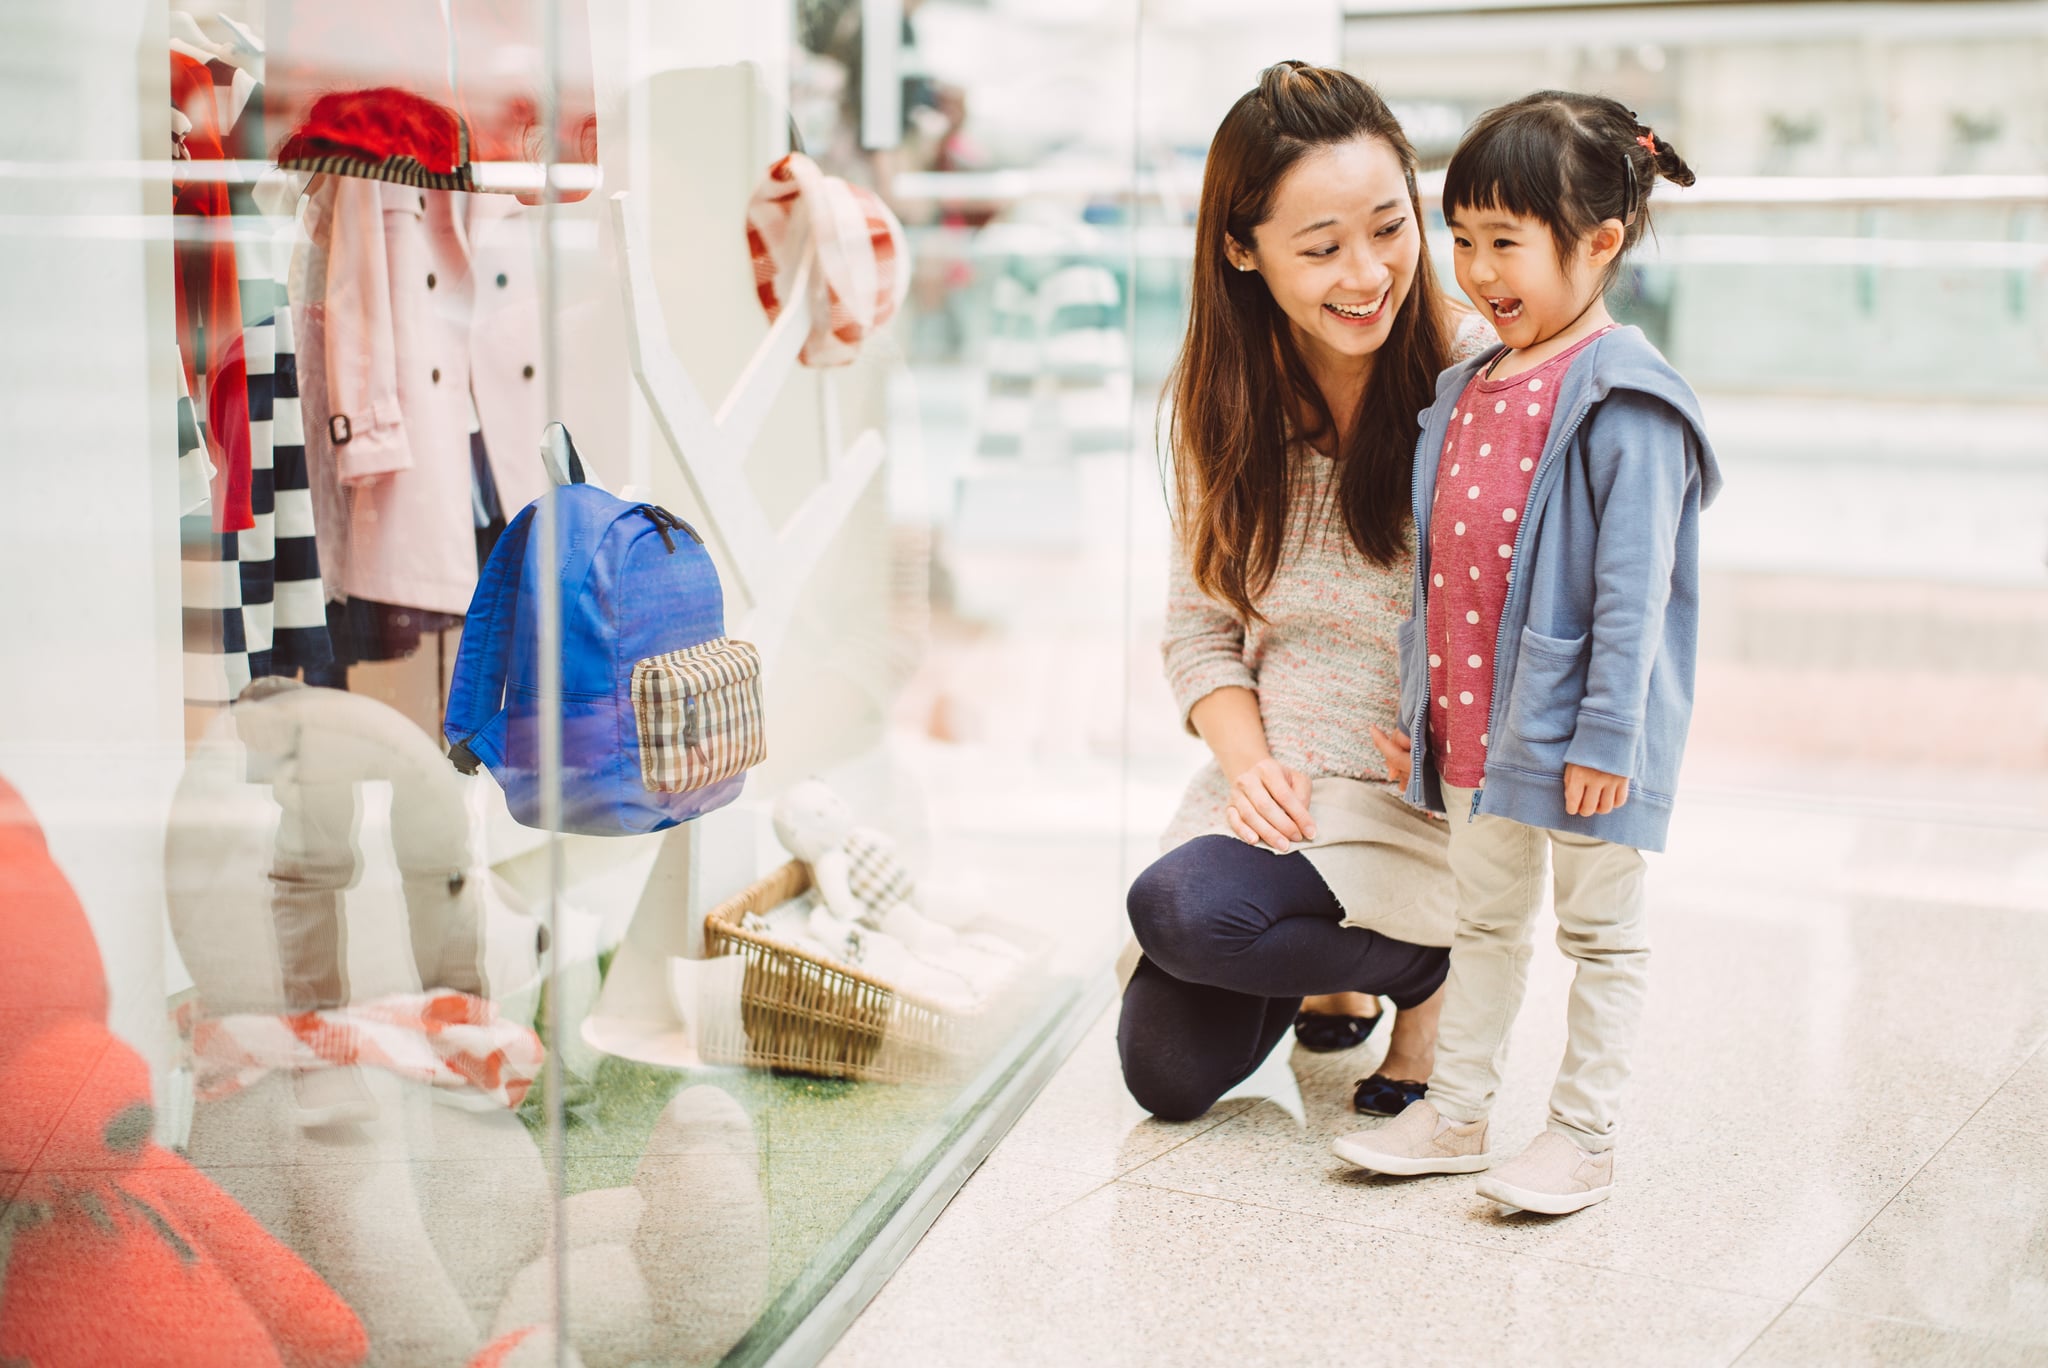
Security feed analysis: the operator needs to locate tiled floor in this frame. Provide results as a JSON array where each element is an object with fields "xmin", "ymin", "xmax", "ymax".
[{"xmin": 826, "ymin": 797, "xmax": 2048, "ymax": 1367}]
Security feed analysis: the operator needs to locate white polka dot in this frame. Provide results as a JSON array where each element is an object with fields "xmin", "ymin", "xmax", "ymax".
[
  {"xmin": 1527, "ymin": 403, "xmax": 1541, "ymax": 417},
  {"xmin": 1429, "ymin": 654, "xmax": 1441, "ymax": 668},
  {"xmin": 1451, "ymin": 464, "xmax": 1460, "ymax": 475},
  {"xmin": 1528, "ymin": 378, "xmax": 1543, "ymax": 391},
  {"xmin": 1468, "ymin": 566, "xmax": 1480, "ymax": 580},
  {"xmin": 1438, "ymin": 696, "xmax": 1448, "ymax": 708},
  {"xmin": 1462, "ymin": 413, "xmax": 1473, "ymax": 426},
  {"xmin": 1503, "ymin": 507, "xmax": 1517, "ymax": 522},
  {"xmin": 1498, "ymin": 544, "xmax": 1513, "ymax": 558},
  {"xmin": 1433, "ymin": 574, "xmax": 1443, "ymax": 587},
  {"xmin": 1494, "ymin": 400, "xmax": 1507, "ymax": 414},
  {"xmin": 1450, "ymin": 408, "xmax": 1458, "ymax": 418},
  {"xmin": 1467, "ymin": 653, "xmax": 1482, "ymax": 668},
  {"xmin": 1480, "ymin": 732, "xmax": 1489, "ymax": 746},
  {"xmin": 1454, "ymin": 521, "xmax": 1466, "ymax": 535},
  {"xmin": 1459, "ymin": 691, "xmax": 1474, "ymax": 705},
  {"xmin": 1465, "ymin": 610, "xmax": 1479, "ymax": 624},
  {"xmin": 1467, "ymin": 485, "xmax": 1480, "ymax": 499},
  {"xmin": 1479, "ymin": 443, "xmax": 1492, "ymax": 457},
  {"xmin": 1520, "ymin": 457, "xmax": 1534, "ymax": 472}
]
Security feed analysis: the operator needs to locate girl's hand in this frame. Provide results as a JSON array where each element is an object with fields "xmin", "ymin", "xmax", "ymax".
[
  {"xmin": 1224, "ymin": 758, "xmax": 1316, "ymax": 853},
  {"xmin": 1369, "ymin": 723, "xmax": 1412, "ymax": 789},
  {"xmin": 1564, "ymin": 764, "xmax": 1630, "ymax": 816}
]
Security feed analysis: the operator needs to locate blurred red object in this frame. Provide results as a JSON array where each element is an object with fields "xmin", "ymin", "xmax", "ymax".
[{"xmin": 0, "ymin": 775, "xmax": 367, "ymax": 1368}]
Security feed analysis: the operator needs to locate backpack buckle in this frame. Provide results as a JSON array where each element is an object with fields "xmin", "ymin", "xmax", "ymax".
[{"xmin": 448, "ymin": 739, "xmax": 482, "ymax": 775}]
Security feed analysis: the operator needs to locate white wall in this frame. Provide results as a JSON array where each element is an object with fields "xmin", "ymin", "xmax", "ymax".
[{"xmin": 0, "ymin": 1, "xmax": 183, "ymax": 1071}]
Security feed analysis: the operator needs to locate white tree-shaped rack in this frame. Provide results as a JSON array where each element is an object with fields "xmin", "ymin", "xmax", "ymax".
[{"xmin": 579, "ymin": 188, "xmax": 884, "ymax": 1067}]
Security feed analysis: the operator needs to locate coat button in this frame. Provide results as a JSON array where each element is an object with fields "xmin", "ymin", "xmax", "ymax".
[
  {"xmin": 496, "ymin": 273, "xmax": 508, "ymax": 288},
  {"xmin": 427, "ymin": 272, "xmax": 437, "ymax": 289},
  {"xmin": 522, "ymin": 364, "xmax": 535, "ymax": 379},
  {"xmin": 431, "ymin": 367, "xmax": 441, "ymax": 383}
]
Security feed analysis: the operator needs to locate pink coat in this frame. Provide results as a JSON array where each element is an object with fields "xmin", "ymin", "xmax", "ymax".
[{"xmin": 309, "ymin": 179, "xmax": 548, "ymax": 616}]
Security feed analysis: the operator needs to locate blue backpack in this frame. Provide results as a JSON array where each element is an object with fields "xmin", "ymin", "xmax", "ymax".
[{"xmin": 444, "ymin": 461, "xmax": 747, "ymax": 836}]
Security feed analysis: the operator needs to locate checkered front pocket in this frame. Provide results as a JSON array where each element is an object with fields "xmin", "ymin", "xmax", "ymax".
[{"xmin": 631, "ymin": 637, "xmax": 766, "ymax": 792}]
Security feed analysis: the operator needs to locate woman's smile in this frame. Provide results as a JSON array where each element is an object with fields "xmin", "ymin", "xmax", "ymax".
[{"xmin": 1324, "ymin": 289, "xmax": 1391, "ymax": 326}]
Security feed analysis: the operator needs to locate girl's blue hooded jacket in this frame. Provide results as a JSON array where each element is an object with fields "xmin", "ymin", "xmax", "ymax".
[{"xmin": 1399, "ymin": 325, "xmax": 1722, "ymax": 852}]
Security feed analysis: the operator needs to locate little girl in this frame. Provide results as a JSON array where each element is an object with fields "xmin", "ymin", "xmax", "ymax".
[{"xmin": 1334, "ymin": 91, "xmax": 1721, "ymax": 1213}]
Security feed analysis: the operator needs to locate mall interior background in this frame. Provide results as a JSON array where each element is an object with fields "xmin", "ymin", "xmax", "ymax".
[{"xmin": 0, "ymin": 1, "xmax": 2042, "ymax": 1365}]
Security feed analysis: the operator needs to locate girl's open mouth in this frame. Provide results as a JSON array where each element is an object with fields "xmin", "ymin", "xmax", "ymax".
[
  {"xmin": 1487, "ymin": 296, "xmax": 1524, "ymax": 322},
  {"xmin": 1324, "ymin": 291, "xmax": 1389, "ymax": 325}
]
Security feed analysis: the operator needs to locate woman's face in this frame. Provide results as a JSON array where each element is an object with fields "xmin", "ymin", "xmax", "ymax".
[{"xmin": 1228, "ymin": 136, "xmax": 1420, "ymax": 376}]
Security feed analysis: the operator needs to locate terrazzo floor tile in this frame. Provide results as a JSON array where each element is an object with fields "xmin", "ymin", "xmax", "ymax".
[
  {"xmin": 1732, "ymin": 1306, "xmax": 2046, "ymax": 1368},
  {"xmin": 1797, "ymin": 1118, "xmax": 2048, "ymax": 1346},
  {"xmin": 887, "ymin": 1152, "xmax": 1109, "ymax": 1270},
  {"xmin": 1119, "ymin": 888, "xmax": 2015, "ymax": 1302},
  {"xmin": 985, "ymin": 1003, "xmax": 1255, "ymax": 1178},
  {"xmin": 1972, "ymin": 1037, "xmax": 2048, "ymax": 1135},
  {"xmin": 828, "ymin": 1180, "xmax": 1783, "ymax": 1368}
]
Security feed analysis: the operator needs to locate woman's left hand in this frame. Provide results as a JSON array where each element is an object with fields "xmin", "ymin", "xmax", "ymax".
[
  {"xmin": 1368, "ymin": 724, "xmax": 1412, "ymax": 788},
  {"xmin": 1564, "ymin": 764, "xmax": 1630, "ymax": 816}
]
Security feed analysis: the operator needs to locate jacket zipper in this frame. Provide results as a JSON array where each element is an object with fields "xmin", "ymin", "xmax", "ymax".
[{"xmin": 1411, "ymin": 388, "xmax": 1597, "ymax": 820}]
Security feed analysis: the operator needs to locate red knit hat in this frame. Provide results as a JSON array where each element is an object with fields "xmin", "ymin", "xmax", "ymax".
[{"xmin": 275, "ymin": 86, "xmax": 475, "ymax": 189}]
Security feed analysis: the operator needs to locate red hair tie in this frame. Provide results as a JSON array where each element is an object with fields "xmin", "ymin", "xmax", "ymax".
[{"xmin": 1636, "ymin": 132, "xmax": 1659, "ymax": 156}]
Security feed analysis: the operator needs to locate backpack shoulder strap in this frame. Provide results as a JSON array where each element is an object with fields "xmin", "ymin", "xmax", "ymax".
[{"xmin": 443, "ymin": 502, "xmax": 535, "ymax": 772}]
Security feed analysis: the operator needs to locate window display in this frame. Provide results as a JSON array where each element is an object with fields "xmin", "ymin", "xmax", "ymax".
[{"xmin": 6, "ymin": 3, "xmax": 1136, "ymax": 1364}]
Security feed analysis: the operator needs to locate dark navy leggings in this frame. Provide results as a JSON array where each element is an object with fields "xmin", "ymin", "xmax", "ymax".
[{"xmin": 1118, "ymin": 835, "xmax": 1450, "ymax": 1122}]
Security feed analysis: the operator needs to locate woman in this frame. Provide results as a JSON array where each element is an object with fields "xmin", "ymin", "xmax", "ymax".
[{"xmin": 1121, "ymin": 61, "xmax": 1492, "ymax": 1122}]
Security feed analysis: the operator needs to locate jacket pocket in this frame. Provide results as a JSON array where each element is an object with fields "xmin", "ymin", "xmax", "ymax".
[
  {"xmin": 1396, "ymin": 618, "xmax": 1424, "ymax": 730},
  {"xmin": 1501, "ymin": 626, "xmax": 1587, "ymax": 747}
]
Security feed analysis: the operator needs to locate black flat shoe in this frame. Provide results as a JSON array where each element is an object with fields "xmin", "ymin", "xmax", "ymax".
[
  {"xmin": 1353, "ymin": 1073, "xmax": 1428, "ymax": 1117},
  {"xmin": 1292, "ymin": 1008, "xmax": 1383, "ymax": 1053}
]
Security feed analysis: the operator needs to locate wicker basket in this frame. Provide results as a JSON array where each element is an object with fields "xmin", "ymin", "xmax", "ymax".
[{"xmin": 700, "ymin": 860, "xmax": 977, "ymax": 1084}]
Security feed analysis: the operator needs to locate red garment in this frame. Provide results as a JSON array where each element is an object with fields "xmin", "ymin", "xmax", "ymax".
[
  {"xmin": 1426, "ymin": 327, "xmax": 1614, "ymax": 786},
  {"xmin": 172, "ymin": 49, "xmax": 252, "ymax": 532}
]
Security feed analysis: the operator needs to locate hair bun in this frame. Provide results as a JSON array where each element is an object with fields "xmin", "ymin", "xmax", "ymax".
[{"xmin": 1640, "ymin": 127, "xmax": 1698, "ymax": 188}]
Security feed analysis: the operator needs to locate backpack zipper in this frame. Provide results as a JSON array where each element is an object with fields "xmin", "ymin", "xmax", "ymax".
[{"xmin": 634, "ymin": 504, "xmax": 703, "ymax": 553}]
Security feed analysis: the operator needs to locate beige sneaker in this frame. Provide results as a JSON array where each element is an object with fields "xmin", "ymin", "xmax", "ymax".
[
  {"xmin": 1475, "ymin": 1131, "xmax": 1614, "ymax": 1214},
  {"xmin": 1331, "ymin": 1099, "xmax": 1491, "ymax": 1176}
]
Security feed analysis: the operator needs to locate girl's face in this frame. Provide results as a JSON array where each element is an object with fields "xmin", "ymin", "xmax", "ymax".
[
  {"xmin": 1228, "ymin": 136, "xmax": 1419, "ymax": 376},
  {"xmin": 1446, "ymin": 206, "xmax": 1621, "ymax": 350}
]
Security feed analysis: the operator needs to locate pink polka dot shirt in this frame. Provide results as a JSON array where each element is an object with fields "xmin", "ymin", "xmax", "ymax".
[{"xmin": 1425, "ymin": 326, "xmax": 1614, "ymax": 787}]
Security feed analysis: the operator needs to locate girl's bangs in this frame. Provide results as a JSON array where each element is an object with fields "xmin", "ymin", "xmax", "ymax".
[{"xmin": 1441, "ymin": 120, "xmax": 1566, "ymax": 227}]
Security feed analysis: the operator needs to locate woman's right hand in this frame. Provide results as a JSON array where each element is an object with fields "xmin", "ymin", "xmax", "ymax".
[
  {"xmin": 1369, "ymin": 723, "xmax": 1413, "ymax": 789},
  {"xmin": 1224, "ymin": 758, "xmax": 1317, "ymax": 853}
]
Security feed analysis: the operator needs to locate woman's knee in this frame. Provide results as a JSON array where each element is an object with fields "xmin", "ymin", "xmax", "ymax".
[
  {"xmin": 1125, "ymin": 840, "xmax": 1249, "ymax": 979},
  {"xmin": 1116, "ymin": 1031, "xmax": 1222, "ymax": 1123}
]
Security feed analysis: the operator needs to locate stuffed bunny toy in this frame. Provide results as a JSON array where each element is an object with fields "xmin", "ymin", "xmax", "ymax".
[
  {"xmin": 770, "ymin": 780, "xmax": 1022, "ymax": 1005},
  {"xmin": 167, "ymin": 683, "xmax": 552, "ymax": 1365}
]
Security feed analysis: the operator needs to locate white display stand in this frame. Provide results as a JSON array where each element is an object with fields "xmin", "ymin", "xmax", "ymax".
[{"xmin": 579, "ymin": 189, "xmax": 884, "ymax": 1067}]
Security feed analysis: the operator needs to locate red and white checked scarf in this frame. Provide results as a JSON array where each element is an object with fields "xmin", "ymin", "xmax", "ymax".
[
  {"xmin": 745, "ymin": 152, "xmax": 909, "ymax": 367},
  {"xmin": 184, "ymin": 989, "xmax": 544, "ymax": 1110}
]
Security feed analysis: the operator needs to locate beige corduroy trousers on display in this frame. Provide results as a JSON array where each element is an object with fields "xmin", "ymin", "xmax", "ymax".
[{"xmin": 1426, "ymin": 782, "xmax": 1649, "ymax": 1153}]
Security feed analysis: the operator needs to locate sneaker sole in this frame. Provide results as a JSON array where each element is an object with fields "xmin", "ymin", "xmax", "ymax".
[
  {"xmin": 1474, "ymin": 1174, "xmax": 1612, "ymax": 1214},
  {"xmin": 1331, "ymin": 1135, "xmax": 1492, "ymax": 1175}
]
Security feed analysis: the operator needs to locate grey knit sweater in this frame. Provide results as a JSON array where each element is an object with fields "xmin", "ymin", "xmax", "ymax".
[{"xmin": 1162, "ymin": 318, "xmax": 1494, "ymax": 850}]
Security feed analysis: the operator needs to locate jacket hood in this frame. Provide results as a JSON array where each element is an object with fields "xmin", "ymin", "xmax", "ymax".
[{"xmin": 1424, "ymin": 325, "xmax": 1723, "ymax": 509}]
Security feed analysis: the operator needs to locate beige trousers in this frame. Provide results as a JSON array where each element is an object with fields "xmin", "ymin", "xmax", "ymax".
[{"xmin": 1427, "ymin": 783, "xmax": 1648, "ymax": 1152}]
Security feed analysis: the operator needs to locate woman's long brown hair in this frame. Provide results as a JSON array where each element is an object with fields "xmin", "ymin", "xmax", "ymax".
[{"xmin": 1164, "ymin": 61, "xmax": 1455, "ymax": 622}]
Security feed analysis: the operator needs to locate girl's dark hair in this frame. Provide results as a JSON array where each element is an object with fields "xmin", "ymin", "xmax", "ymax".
[
  {"xmin": 1442, "ymin": 90, "xmax": 1696, "ymax": 287},
  {"xmin": 1165, "ymin": 61, "xmax": 1456, "ymax": 620}
]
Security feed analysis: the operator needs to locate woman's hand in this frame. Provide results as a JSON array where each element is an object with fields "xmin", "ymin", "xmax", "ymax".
[
  {"xmin": 1224, "ymin": 758, "xmax": 1316, "ymax": 853},
  {"xmin": 1368, "ymin": 723, "xmax": 1412, "ymax": 789},
  {"xmin": 1564, "ymin": 764, "xmax": 1630, "ymax": 816}
]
